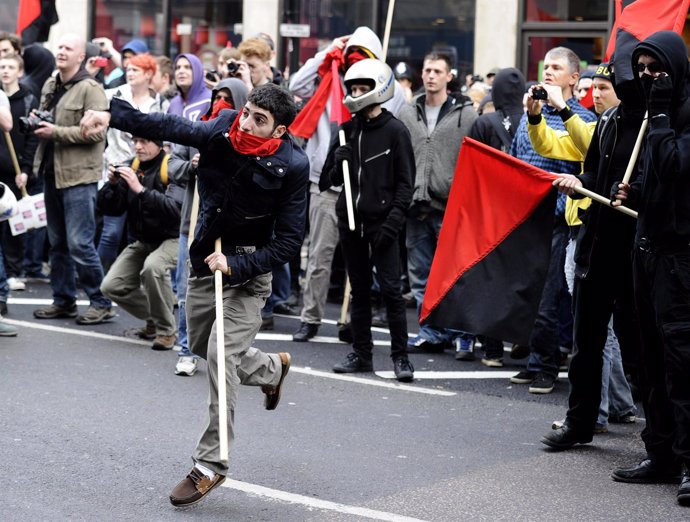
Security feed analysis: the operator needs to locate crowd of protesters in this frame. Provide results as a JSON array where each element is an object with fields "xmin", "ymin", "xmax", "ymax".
[{"xmin": 1, "ymin": 23, "xmax": 689, "ymax": 507}]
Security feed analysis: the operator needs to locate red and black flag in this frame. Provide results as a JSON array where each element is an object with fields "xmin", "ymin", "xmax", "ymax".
[
  {"xmin": 420, "ymin": 138, "xmax": 557, "ymax": 347},
  {"xmin": 605, "ymin": 0, "xmax": 690, "ymax": 84},
  {"xmin": 16, "ymin": 0, "xmax": 59, "ymax": 45}
]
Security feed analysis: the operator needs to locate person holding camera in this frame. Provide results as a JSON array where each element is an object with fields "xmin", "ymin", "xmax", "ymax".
[
  {"xmin": 99, "ymin": 137, "xmax": 184, "ymax": 351},
  {"xmin": 32, "ymin": 33, "xmax": 114, "ymax": 325},
  {"xmin": 236, "ymin": 38, "xmax": 273, "ymax": 92},
  {"xmin": 508, "ymin": 47, "xmax": 597, "ymax": 394}
]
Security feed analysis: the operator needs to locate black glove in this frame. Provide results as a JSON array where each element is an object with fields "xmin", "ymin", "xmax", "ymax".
[
  {"xmin": 375, "ymin": 221, "xmax": 399, "ymax": 251},
  {"xmin": 609, "ymin": 180, "xmax": 625, "ymax": 205},
  {"xmin": 334, "ymin": 143, "xmax": 353, "ymax": 167},
  {"xmin": 648, "ymin": 74, "xmax": 673, "ymax": 116}
]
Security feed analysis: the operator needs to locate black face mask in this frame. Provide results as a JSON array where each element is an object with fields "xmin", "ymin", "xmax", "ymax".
[{"xmin": 639, "ymin": 74, "xmax": 655, "ymax": 99}]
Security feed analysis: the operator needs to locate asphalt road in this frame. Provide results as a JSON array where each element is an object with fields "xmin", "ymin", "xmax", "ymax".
[{"xmin": 1, "ymin": 281, "xmax": 687, "ymax": 521}]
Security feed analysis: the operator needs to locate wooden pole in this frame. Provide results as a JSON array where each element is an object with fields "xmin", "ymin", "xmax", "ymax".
[
  {"xmin": 338, "ymin": 130, "xmax": 356, "ymax": 232},
  {"xmin": 4, "ymin": 131, "xmax": 28, "ymax": 198},
  {"xmin": 570, "ymin": 184, "xmax": 637, "ymax": 219},
  {"xmin": 381, "ymin": 0, "xmax": 396, "ymax": 60},
  {"xmin": 214, "ymin": 237, "xmax": 228, "ymax": 463},
  {"xmin": 621, "ymin": 112, "xmax": 648, "ymax": 185}
]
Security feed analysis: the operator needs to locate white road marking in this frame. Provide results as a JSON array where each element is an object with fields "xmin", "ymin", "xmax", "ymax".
[
  {"xmin": 9, "ymin": 297, "xmax": 116, "ymax": 306},
  {"xmin": 221, "ymin": 478, "xmax": 430, "ymax": 522},
  {"xmin": 4, "ymin": 318, "xmax": 150, "ymax": 346},
  {"xmin": 376, "ymin": 370, "xmax": 569, "ymax": 380},
  {"xmin": 293, "ymin": 367, "xmax": 456, "ymax": 396}
]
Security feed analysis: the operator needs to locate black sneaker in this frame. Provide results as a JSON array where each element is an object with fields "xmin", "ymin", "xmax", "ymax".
[
  {"xmin": 529, "ymin": 372, "xmax": 556, "ymax": 394},
  {"xmin": 333, "ymin": 352, "xmax": 373, "ymax": 373},
  {"xmin": 34, "ymin": 303, "xmax": 78, "ymax": 319},
  {"xmin": 273, "ymin": 302, "xmax": 299, "ymax": 316},
  {"xmin": 393, "ymin": 358, "xmax": 414, "ymax": 382},
  {"xmin": 292, "ymin": 322, "xmax": 318, "ymax": 342},
  {"xmin": 510, "ymin": 370, "xmax": 536, "ymax": 384}
]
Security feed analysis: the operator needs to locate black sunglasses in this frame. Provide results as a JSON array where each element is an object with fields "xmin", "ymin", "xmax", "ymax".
[{"xmin": 636, "ymin": 62, "xmax": 664, "ymax": 74}]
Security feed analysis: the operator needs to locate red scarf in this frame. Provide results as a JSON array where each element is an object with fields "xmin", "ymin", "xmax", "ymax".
[
  {"xmin": 289, "ymin": 47, "xmax": 352, "ymax": 139},
  {"xmin": 227, "ymin": 116, "xmax": 283, "ymax": 157},
  {"xmin": 201, "ymin": 98, "xmax": 233, "ymax": 121}
]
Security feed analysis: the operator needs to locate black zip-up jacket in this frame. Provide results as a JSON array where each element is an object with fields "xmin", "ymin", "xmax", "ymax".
[
  {"xmin": 322, "ymin": 109, "xmax": 414, "ymax": 236},
  {"xmin": 570, "ymin": 103, "xmax": 644, "ymax": 277},
  {"xmin": 627, "ymin": 30, "xmax": 690, "ymax": 247},
  {"xmin": 0, "ymin": 85, "xmax": 39, "ymax": 196},
  {"xmin": 97, "ymin": 149, "xmax": 184, "ymax": 244},
  {"xmin": 109, "ymin": 98, "xmax": 309, "ymax": 283}
]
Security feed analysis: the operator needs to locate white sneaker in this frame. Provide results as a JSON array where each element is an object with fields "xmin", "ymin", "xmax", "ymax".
[
  {"xmin": 175, "ymin": 356, "xmax": 198, "ymax": 376},
  {"xmin": 7, "ymin": 277, "xmax": 25, "ymax": 291}
]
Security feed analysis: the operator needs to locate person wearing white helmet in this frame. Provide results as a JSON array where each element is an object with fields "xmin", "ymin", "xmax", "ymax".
[{"xmin": 320, "ymin": 59, "xmax": 416, "ymax": 381}]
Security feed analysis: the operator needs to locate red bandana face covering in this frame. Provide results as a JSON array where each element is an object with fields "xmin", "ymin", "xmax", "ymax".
[
  {"xmin": 202, "ymin": 98, "xmax": 233, "ymax": 121},
  {"xmin": 227, "ymin": 115, "xmax": 283, "ymax": 157},
  {"xmin": 346, "ymin": 50, "xmax": 368, "ymax": 69}
]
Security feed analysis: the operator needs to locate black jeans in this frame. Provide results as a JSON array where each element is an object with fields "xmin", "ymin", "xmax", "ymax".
[
  {"xmin": 634, "ymin": 245, "xmax": 690, "ymax": 466},
  {"xmin": 566, "ymin": 242, "xmax": 638, "ymax": 434},
  {"xmin": 339, "ymin": 228, "xmax": 408, "ymax": 362}
]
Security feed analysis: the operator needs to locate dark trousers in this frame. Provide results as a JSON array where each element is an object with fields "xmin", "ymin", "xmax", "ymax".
[
  {"xmin": 527, "ymin": 218, "xmax": 570, "ymax": 377},
  {"xmin": 339, "ymin": 228, "xmax": 408, "ymax": 361},
  {"xmin": 1, "ymin": 221, "xmax": 25, "ymax": 278},
  {"xmin": 566, "ymin": 243, "xmax": 638, "ymax": 433},
  {"xmin": 634, "ymin": 246, "xmax": 690, "ymax": 466}
]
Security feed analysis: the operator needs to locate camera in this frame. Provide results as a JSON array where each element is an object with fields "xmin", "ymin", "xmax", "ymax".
[
  {"xmin": 19, "ymin": 110, "xmax": 54, "ymax": 134},
  {"xmin": 205, "ymin": 69, "xmax": 220, "ymax": 82},
  {"xmin": 112, "ymin": 164, "xmax": 128, "ymax": 178},
  {"xmin": 532, "ymin": 87, "xmax": 548, "ymax": 100},
  {"xmin": 227, "ymin": 61, "xmax": 240, "ymax": 77}
]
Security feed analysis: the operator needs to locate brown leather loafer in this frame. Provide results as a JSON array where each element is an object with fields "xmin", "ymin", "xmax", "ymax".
[
  {"xmin": 262, "ymin": 352, "xmax": 291, "ymax": 411},
  {"xmin": 169, "ymin": 467, "xmax": 226, "ymax": 507}
]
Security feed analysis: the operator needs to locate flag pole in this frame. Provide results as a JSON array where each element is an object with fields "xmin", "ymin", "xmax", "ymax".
[
  {"xmin": 569, "ymin": 184, "xmax": 637, "ymax": 219},
  {"xmin": 621, "ymin": 112, "xmax": 648, "ymax": 185},
  {"xmin": 3, "ymin": 131, "xmax": 29, "ymax": 199},
  {"xmin": 338, "ymin": 130, "xmax": 356, "ymax": 232},
  {"xmin": 213, "ymin": 237, "xmax": 228, "ymax": 464},
  {"xmin": 382, "ymin": 0, "xmax": 396, "ymax": 59}
]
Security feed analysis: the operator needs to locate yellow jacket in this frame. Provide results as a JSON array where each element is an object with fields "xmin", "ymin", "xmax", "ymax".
[{"xmin": 528, "ymin": 114, "xmax": 597, "ymax": 226}]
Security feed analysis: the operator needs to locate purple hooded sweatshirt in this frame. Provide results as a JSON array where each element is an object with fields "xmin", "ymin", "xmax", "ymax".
[{"xmin": 167, "ymin": 53, "xmax": 212, "ymax": 122}]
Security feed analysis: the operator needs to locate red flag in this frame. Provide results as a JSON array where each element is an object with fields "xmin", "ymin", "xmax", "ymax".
[
  {"xmin": 605, "ymin": 0, "xmax": 690, "ymax": 84},
  {"xmin": 289, "ymin": 48, "xmax": 351, "ymax": 139},
  {"xmin": 17, "ymin": 0, "xmax": 58, "ymax": 44},
  {"xmin": 420, "ymin": 138, "xmax": 558, "ymax": 346}
]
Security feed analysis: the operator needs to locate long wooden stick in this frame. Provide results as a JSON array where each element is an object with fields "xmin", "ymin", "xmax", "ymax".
[
  {"xmin": 621, "ymin": 111, "xmax": 648, "ymax": 185},
  {"xmin": 381, "ymin": 0, "xmax": 396, "ymax": 60},
  {"xmin": 214, "ymin": 237, "xmax": 228, "ymax": 463},
  {"xmin": 339, "ymin": 276, "xmax": 351, "ymax": 325},
  {"xmin": 338, "ymin": 130, "xmax": 356, "ymax": 232},
  {"xmin": 3, "ymin": 131, "xmax": 28, "ymax": 198},
  {"xmin": 571, "ymin": 184, "xmax": 637, "ymax": 219}
]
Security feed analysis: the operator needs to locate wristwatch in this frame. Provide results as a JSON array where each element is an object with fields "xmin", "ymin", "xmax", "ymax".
[{"xmin": 138, "ymin": 187, "xmax": 146, "ymax": 198}]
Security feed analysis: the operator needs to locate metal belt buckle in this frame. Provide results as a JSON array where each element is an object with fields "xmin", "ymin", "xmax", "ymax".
[{"xmin": 235, "ymin": 245, "xmax": 256, "ymax": 255}]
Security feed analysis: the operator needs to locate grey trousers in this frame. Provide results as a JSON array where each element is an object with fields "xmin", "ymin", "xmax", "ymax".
[
  {"xmin": 101, "ymin": 238, "xmax": 178, "ymax": 336},
  {"xmin": 187, "ymin": 272, "xmax": 282, "ymax": 474},
  {"xmin": 300, "ymin": 183, "xmax": 339, "ymax": 325}
]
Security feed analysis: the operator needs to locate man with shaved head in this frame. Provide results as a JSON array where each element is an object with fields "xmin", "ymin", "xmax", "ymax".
[{"xmin": 32, "ymin": 33, "xmax": 114, "ymax": 325}]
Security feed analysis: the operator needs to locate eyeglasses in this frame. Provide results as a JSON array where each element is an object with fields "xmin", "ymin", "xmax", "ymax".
[{"xmin": 636, "ymin": 62, "xmax": 664, "ymax": 74}]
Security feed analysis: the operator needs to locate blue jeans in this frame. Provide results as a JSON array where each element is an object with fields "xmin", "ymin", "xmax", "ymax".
[
  {"xmin": 43, "ymin": 175, "xmax": 110, "ymax": 308},
  {"xmin": 406, "ymin": 211, "xmax": 471, "ymax": 345},
  {"xmin": 527, "ymin": 218, "xmax": 569, "ymax": 377},
  {"xmin": 598, "ymin": 318, "xmax": 637, "ymax": 427},
  {"xmin": 176, "ymin": 233, "xmax": 195, "ymax": 358},
  {"xmin": 263, "ymin": 262, "xmax": 290, "ymax": 317},
  {"xmin": 97, "ymin": 213, "xmax": 127, "ymax": 268}
]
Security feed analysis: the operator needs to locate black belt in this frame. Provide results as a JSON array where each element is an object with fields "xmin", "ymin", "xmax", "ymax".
[{"xmin": 637, "ymin": 237, "xmax": 690, "ymax": 254}]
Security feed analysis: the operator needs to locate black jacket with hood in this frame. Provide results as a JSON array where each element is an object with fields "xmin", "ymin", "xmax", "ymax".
[
  {"xmin": 0, "ymin": 85, "xmax": 39, "ymax": 196},
  {"xmin": 321, "ymin": 109, "xmax": 415, "ymax": 237},
  {"xmin": 468, "ymin": 68, "xmax": 525, "ymax": 152},
  {"xmin": 628, "ymin": 30, "xmax": 690, "ymax": 247}
]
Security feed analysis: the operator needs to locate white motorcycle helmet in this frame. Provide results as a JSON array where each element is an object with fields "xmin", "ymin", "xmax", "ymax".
[
  {"xmin": 0, "ymin": 182, "xmax": 18, "ymax": 222},
  {"xmin": 343, "ymin": 59, "xmax": 395, "ymax": 114}
]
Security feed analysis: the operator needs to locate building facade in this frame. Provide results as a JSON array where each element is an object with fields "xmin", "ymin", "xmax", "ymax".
[{"xmin": 3, "ymin": 1, "xmax": 688, "ymax": 87}]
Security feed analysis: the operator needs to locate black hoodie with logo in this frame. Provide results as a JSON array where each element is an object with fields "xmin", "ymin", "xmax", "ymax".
[{"xmin": 629, "ymin": 30, "xmax": 690, "ymax": 247}]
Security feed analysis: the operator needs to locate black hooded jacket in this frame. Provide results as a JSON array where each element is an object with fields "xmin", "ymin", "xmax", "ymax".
[
  {"xmin": 628, "ymin": 30, "xmax": 690, "ymax": 247},
  {"xmin": 0, "ymin": 85, "xmax": 39, "ymax": 196},
  {"xmin": 468, "ymin": 68, "xmax": 525, "ymax": 152}
]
